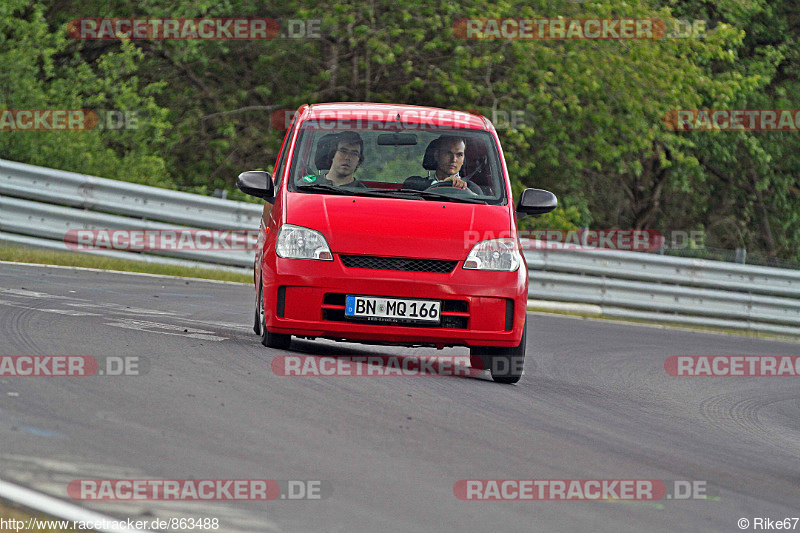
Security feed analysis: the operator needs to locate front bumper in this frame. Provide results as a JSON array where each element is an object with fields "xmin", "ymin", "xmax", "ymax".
[{"xmin": 261, "ymin": 254, "xmax": 527, "ymax": 348}]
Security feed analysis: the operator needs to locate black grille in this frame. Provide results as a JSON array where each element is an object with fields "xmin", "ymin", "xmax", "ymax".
[{"xmin": 340, "ymin": 255, "xmax": 457, "ymax": 273}]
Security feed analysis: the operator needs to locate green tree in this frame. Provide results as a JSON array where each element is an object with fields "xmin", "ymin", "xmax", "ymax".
[{"xmin": 0, "ymin": 0, "xmax": 171, "ymax": 187}]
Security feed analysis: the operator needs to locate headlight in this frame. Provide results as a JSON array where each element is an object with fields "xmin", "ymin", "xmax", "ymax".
[
  {"xmin": 276, "ymin": 224, "xmax": 333, "ymax": 260},
  {"xmin": 463, "ymin": 238, "xmax": 521, "ymax": 271}
]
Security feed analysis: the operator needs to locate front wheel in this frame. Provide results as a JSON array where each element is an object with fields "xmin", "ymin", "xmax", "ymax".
[
  {"xmin": 470, "ymin": 322, "xmax": 527, "ymax": 384},
  {"xmin": 257, "ymin": 283, "xmax": 291, "ymax": 349}
]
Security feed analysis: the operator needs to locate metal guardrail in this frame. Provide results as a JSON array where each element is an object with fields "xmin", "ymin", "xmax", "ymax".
[
  {"xmin": 1, "ymin": 158, "xmax": 798, "ymax": 336},
  {"xmin": 0, "ymin": 159, "xmax": 259, "ymax": 272},
  {"xmin": 0, "ymin": 159, "xmax": 262, "ymax": 228},
  {"xmin": 0, "ymin": 196, "xmax": 254, "ymax": 267},
  {"xmin": 525, "ymin": 247, "xmax": 800, "ymax": 337},
  {"xmin": 525, "ymin": 247, "xmax": 800, "ymax": 298}
]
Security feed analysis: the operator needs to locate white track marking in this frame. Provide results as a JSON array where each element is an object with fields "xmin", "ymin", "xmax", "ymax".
[
  {"xmin": 0, "ymin": 260, "xmax": 247, "ymax": 285},
  {"xmin": 104, "ymin": 318, "xmax": 228, "ymax": 341}
]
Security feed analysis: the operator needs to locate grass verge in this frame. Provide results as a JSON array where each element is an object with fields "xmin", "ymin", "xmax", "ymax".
[{"xmin": 0, "ymin": 244, "xmax": 250, "ymax": 284}]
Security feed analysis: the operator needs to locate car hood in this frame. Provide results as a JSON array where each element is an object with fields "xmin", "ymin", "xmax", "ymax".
[{"xmin": 286, "ymin": 193, "xmax": 512, "ymax": 260}]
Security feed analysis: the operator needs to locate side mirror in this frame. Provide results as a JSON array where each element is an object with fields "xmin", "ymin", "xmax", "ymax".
[
  {"xmin": 236, "ymin": 171, "xmax": 274, "ymax": 203},
  {"xmin": 516, "ymin": 188, "xmax": 557, "ymax": 217}
]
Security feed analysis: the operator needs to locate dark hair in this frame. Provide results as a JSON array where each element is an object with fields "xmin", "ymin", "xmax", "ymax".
[
  {"xmin": 325, "ymin": 131, "xmax": 365, "ymax": 167},
  {"xmin": 436, "ymin": 135, "xmax": 467, "ymax": 152}
]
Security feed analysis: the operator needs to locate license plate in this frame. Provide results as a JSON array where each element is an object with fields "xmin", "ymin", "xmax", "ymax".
[{"xmin": 345, "ymin": 296, "xmax": 441, "ymax": 324}]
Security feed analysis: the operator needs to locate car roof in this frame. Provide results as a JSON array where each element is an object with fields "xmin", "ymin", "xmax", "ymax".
[{"xmin": 299, "ymin": 103, "xmax": 492, "ymax": 131}]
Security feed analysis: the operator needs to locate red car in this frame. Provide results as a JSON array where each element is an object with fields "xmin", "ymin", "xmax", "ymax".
[{"xmin": 237, "ymin": 103, "xmax": 556, "ymax": 383}]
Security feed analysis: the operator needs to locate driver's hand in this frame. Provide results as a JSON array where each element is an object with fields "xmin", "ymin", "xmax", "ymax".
[{"xmin": 444, "ymin": 176, "xmax": 467, "ymax": 189}]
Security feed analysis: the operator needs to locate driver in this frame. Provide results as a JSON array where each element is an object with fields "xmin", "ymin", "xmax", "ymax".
[
  {"xmin": 427, "ymin": 135, "xmax": 483, "ymax": 194},
  {"xmin": 432, "ymin": 135, "xmax": 468, "ymax": 189}
]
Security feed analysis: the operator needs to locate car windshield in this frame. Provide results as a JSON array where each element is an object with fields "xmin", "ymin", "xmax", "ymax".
[{"xmin": 286, "ymin": 122, "xmax": 507, "ymax": 205}]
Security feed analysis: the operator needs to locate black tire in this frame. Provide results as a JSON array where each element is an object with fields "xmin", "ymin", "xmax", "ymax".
[
  {"xmin": 470, "ymin": 322, "xmax": 527, "ymax": 384},
  {"xmin": 258, "ymin": 283, "xmax": 291, "ymax": 349}
]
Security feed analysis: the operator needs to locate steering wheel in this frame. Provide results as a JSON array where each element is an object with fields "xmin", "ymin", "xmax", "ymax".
[{"xmin": 428, "ymin": 181, "xmax": 480, "ymax": 197}]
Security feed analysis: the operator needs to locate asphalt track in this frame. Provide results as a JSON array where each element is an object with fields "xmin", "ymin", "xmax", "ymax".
[{"xmin": 0, "ymin": 262, "xmax": 799, "ymax": 532}]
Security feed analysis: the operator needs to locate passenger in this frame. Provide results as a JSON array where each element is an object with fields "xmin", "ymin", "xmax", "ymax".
[{"xmin": 322, "ymin": 132, "xmax": 367, "ymax": 188}]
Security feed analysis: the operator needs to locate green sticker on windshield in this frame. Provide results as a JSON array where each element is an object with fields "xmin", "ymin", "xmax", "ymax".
[{"xmin": 302, "ymin": 174, "xmax": 317, "ymax": 183}]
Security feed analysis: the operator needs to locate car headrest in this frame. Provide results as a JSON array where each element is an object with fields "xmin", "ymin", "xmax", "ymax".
[
  {"xmin": 422, "ymin": 138, "xmax": 441, "ymax": 171},
  {"xmin": 314, "ymin": 134, "xmax": 340, "ymax": 171}
]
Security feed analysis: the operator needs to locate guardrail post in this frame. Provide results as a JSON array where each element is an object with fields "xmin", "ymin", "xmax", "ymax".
[{"xmin": 735, "ymin": 247, "xmax": 747, "ymax": 264}]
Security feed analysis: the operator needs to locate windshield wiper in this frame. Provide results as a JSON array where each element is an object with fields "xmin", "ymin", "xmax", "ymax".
[
  {"xmin": 348, "ymin": 188, "xmax": 424, "ymax": 199},
  {"xmin": 295, "ymin": 184, "xmax": 360, "ymax": 196},
  {"xmin": 296, "ymin": 183, "xmax": 486, "ymax": 203},
  {"xmin": 397, "ymin": 188, "xmax": 488, "ymax": 204},
  {"xmin": 295, "ymin": 183, "xmax": 424, "ymax": 200}
]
